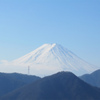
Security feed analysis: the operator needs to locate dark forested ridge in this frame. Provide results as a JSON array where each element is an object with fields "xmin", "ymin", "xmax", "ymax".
[
  {"xmin": 80, "ymin": 69, "xmax": 100, "ymax": 88},
  {"xmin": 1, "ymin": 71, "xmax": 100, "ymax": 100},
  {"xmin": 0, "ymin": 72, "xmax": 40, "ymax": 97}
]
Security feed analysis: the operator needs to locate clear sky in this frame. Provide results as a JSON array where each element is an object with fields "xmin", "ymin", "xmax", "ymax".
[{"xmin": 0, "ymin": 0, "xmax": 100, "ymax": 67}]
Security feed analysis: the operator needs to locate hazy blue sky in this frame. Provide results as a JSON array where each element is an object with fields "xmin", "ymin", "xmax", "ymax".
[{"xmin": 0, "ymin": 0, "xmax": 100, "ymax": 67}]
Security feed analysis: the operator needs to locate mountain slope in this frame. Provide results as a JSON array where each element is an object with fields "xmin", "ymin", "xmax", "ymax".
[
  {"xmin": 3, "ymin": 43, "xmax": 98, "ymax": 77},
  {"xmin": 1, "ymin": 72, "xmax": 100, "ymax": 100},
  {"xmin": 0, "ymin": 72, "xmax": 40, "ymax": 97},
  {"xmin": 80, "ymin": 69, "xmax": 100, "ymax": 88}
]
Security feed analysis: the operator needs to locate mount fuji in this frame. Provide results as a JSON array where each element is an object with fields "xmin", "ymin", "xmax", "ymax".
[{"xmin": 6, "ymin": 43, "xmax": 98, "ymax": 77}]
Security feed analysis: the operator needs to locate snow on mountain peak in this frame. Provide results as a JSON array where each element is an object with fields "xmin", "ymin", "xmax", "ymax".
[{"xmin": 1, "ymin": 43, "xmax": 99, "ymax": 77}]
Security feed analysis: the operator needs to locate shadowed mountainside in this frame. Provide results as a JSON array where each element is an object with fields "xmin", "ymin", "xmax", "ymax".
[
  {"xmin": 80, "ymin": 69, "xmax": 100, "ymax": 88},
  {"xmin": 0, "ymin": 72, "xmax": 40, "ymax": 97},
  {"xmin": 1, "ymin": 71, "xmax": 100, "ymax": 100}
]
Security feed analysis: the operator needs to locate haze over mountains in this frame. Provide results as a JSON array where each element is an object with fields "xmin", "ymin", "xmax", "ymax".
[
  {"xmin": 0, "ymin": 43, "xmax": 98, "ymax": 77},
  {"xmin": 0, "ymin": 73, "xmax": 40, "ymax": 97},
  {"xmin": 0, "ymin": 44, "xmax": 99, "ymax": 99},
  {"xmin": 1, "ymin": 71, "xmax": 100, "ymax": 100},
  {"xmin": 80, "ymin": 69, "xmax": 100, "ymax": 88}
]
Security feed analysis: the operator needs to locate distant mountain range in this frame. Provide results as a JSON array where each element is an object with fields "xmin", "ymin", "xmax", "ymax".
[
  {"xmin": 80, "ymin": 69, "xmax": 100, "ymax": 88},
  {"xmin": 0, "ymin": 43, "xmax": 100, "ymax": 100},
  {"xmin": 3, "ymin": 43, "xmax": 97, "ymax": 77},
  {"xmin": 1, "ymin": 71, "xmax": 100, "ymax": 100},
  {"xmin": 0, "ymin": 72, "xmax": 40, "ymax": 97}
]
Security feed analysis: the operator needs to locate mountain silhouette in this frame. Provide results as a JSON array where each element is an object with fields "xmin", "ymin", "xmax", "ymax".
[
  {"xmin": 80, "ymin": 69, "xmax": 100, "ymax": 88},
  {"xmin": 0, "ymin": 72, "xmax": 40, "ymax": 97},
  {"xmin": 1, "ymin": 71, "xmax": 100, "ymax": 100}
]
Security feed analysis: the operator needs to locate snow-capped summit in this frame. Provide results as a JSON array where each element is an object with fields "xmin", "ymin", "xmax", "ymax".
[{"xmin": 11, "ymin": 43, "xmax": 98, "ymax": 77}]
